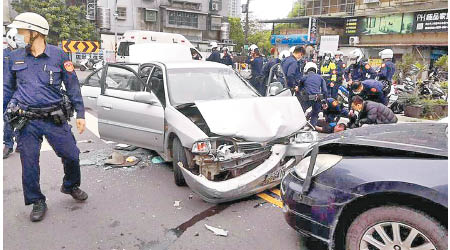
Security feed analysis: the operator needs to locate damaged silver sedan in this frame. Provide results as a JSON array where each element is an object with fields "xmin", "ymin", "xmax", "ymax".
[{"xmin": 95, "ymin": 61, "xmax": 316, "ymax": 203}]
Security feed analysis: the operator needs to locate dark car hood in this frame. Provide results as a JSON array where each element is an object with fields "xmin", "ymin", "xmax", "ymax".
[{"xmin": 319, "ymin": 123, "xmax": 448, "ymax": 157}]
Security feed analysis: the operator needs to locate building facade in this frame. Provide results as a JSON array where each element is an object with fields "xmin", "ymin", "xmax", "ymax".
[
  {"xmin": 228, "ymin": 0, "xmax": 241, "ymax": 18},
  {"xmin": 95, "ymin": 0, "xmax": 231, "ymax": 50}
]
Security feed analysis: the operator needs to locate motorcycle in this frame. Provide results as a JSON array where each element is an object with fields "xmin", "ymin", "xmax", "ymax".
[{"xmin": 80, "ymin": 58, "xmax": 105, "ymax": 71}]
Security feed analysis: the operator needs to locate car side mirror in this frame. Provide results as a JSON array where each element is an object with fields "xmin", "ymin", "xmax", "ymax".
[
  {"xmin": 134, "ymin": 91, "xmax": 158, "ymax": 104},
  {"xmin": 267, "ymin": 82, "xmax": 284, "ymax": 96}
]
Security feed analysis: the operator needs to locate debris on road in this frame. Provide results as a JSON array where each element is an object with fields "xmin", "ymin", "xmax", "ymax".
[
  {"xmin": 173, "ymin": 201, "xmax": 181, "ymax": 207},
  {"xmin": 204, "ymin": 224, "xmax": 228, "ymax": 237},
  {"xmin": 104, "ymin": 152, "xmax": 141, "ymax": 168},
  {"xmin": 151, "ymin": 156, "xmax": 164, "ymax": 164},
  {"xmin": 114, "ymin": 144, "xmax": 138, "ymax": 151},
  {"xmin": 194, "ymin": 232, "xmax": 199, "ymax": 237},
  {"xmin": 82, "ymin": 150, "xmax": 90, "ymax": 154},
  {"xmin": 188, "ymin": 194, "xmax": 194, "ymax": 200},
  {"xmin": 80, "ymin": 159, "xmax": 96, "ymax": 166}
]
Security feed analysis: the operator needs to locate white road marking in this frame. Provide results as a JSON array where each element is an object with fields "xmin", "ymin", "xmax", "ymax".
[{"xmin": 40, "ymin": 111, "xmax": 100, "ymax": 152}]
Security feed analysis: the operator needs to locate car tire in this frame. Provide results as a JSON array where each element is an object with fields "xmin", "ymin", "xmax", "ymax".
[
  {"xmin": 345, "ymin": 206, "xmax": 447, "ymax": 250},
  {"xmin": 172, "ymin": 137, "xmax": 187, "ymax": 187},
  {"xmin": 80, "ymin": 66, "xmax": 86, "ymax": 71}
]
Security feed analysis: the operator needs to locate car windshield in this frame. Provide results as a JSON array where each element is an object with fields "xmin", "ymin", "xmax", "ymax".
[{"xmin": 167, "ymin": 68, "xmax": 259, "ymax": 107}]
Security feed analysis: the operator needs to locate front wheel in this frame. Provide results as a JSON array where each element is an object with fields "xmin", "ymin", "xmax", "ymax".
[
  {"xmin": 345, "ymin": 206, "xmax": 447, "ymax": 250},
  {"xmin": 172, "ymin": 137, "xmax": 187, "ymax": 186}
]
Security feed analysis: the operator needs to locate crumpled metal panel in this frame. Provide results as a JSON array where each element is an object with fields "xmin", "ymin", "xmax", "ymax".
[
  {"xmin": 195, "ymin": 97, "xmax": 307, "ymax": 143},
  {"xmin": 180, "ymin": 144, "xmax": 297, "ymax": 203}
]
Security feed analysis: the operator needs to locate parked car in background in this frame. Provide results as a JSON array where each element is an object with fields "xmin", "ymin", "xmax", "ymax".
[
  {"xmin": 281, "ymin": 123, "xmax": 448, "ymax": 250},
  {"xmin": 94, "ymin": 60, "xmax": 316, "ymax": 203}
]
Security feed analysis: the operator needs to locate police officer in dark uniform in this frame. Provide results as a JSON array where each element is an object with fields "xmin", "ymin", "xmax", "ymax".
[
  {"xmin": 298, "ymin": 62, "xmax": 328, "ymax": 126},
  {"xmin": 348, "ymin": 79, "xmax": 386, "ymax": 109},
  {"xmin": 3, "ymin": 28, "xmax": 18, "ymax": 158},
  {"xmin": 281, "ymin": 46, "xmax": 305, "ymax": 94},
  {"xmin": 261, "ymin": 49, "xmax": 282, "ymax": 94},
  {"xmin": 345, "ymin": 49, "xmax": 376, "ymax": 82},
  {"xmin": 4, "ymin": 12, "xmax": 88, "ymax": 222},
  {"xmin": 206, "ymin": 42, "xmax": 221, "ymax": 63},
  {"xmin": 220, "ymin": 47, "xmax": 233, "ymax": 66},
  {"xmin": 316, "ymin": 98, "xmax": 348, "ymax": 133},
  {"xmin": 333, "ymin": 51, "xmax": 346, "ymax": 99},
  {"xmin": 377, "ymin": 49, "xmax": 396, "ymax": 97},
  {"xmin": 246, "ymin": 48, "xmax": 264, "ymax": 95}
]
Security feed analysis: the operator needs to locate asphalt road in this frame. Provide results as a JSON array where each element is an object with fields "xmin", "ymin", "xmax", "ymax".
[{"xmin": 3, "ymin": 84, "xmax": 327, "ymax": 250}]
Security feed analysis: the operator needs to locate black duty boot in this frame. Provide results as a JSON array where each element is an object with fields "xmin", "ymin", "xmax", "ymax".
[
  {"xmin": 60, "ymin": 186, "xmax": 88, "ymax": 201},
  {"xmin": 30, "ymin": 200, "xmax": 47, "ymax": 222},
  {"xmin": 3, "ymin": 146, "xmax": 13, "ymax": 159}
]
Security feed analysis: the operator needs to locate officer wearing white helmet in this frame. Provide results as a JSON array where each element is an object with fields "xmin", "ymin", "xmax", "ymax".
[
  {"xmin": 278, "ymin": 50, "xmax": 290, "ymax": 61},
  {"xmin": 206, "ymin": 41, "xmax": 221, "ymax": 63},
  {"xmin": 378, "ymin": 49, "xmax": 395, "ymax": 82},
  {"xmin": 221, "ymin": 46, "xmax": 233, "ymax": 66},
  {"xmin": 298, "ymin": 62, "xmax": 328, "ymax": 126},
  {"xmin": 3, "ymin": 28, "xmax": 19, "ymax": 159},
  {"xmin": 4, "ymin": 12, "xmax": 88, "ymax": 222},
  {"xmin": 345, "ymin": 48, "xmax": 376, "ymax": 82}
]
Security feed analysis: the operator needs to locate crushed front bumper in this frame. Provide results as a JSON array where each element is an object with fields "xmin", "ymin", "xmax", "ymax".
[{"xmin": 180, "ymin": 143, "xmax": 312, "ymax": 203}]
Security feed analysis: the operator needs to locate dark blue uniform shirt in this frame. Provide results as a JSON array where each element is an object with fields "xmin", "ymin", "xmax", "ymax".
[
  {"xmin": 221, "ymin": 53, "xmax": 233, "ymax": 66},
  {"xmin": 262, "ymin": 58, "xmax": 281, "ymax": 77},
  {"xmin": 378, "ymin": 60, "xmax": 395, "ymax": 81},
  {"xmin": 299, "ymin": 72, "xmax": 328, "ymax": 96},
  {"xmin": 349, "ymin": 79, "xmax": 386, "ymax": 108},
  {"xmin": 346, "ymin": 61, "xmax": 376, "ymax": 81},
  {"xmin": 281, "ymin": 56, "xmax": 302, "ymax": 89},
  {"xmin": 324, "ymin": 98, "xmax": 349, "ymax": 123},
  {"xmin": 4, "ymin": 44, "xmax": 85, "ymax": 119},
  {"xmin": 206, "ymin": 50, "xmax": 221, "ymax": 63},
  {"xmin": 246, "ymin": 56, "xmax": 264, "ymax": 77}
]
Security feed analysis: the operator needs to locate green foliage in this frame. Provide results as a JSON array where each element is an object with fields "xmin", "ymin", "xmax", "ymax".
[
  {"xmin": 440, "ymin": 81, "xmax": 448, "ymax": 90},
  {"xmin": 273, "ymin": 1, "xmax": 304, "ymax": 33},
  {"xmin": 12, "ymin": 0, "xmax": 98, "ymax": 45},
  {"xmin": 434, "ymin": 55, "xmax": 448, "ymax": 70},
  {"xmin": 248, "ymin": 30, "xmax": 272, "ymax": 55},
  {"xmin": 229, "ymin": 17, "xmax": 245, "ymax": 53}
]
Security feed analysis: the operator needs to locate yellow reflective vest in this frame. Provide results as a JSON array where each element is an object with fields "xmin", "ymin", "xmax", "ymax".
[{"xmin": 321, "ymin": 62, "xmax": 337, "ymax": 82}]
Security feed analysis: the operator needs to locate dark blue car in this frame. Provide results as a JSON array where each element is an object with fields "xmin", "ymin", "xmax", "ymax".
[{"xmin": 281, "ymin": 123, "xmax": 448, "ymax": 250}]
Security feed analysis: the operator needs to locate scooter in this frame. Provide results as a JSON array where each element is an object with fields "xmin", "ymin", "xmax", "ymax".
[{"xmin": 79, "ymin": 58, "xmax": 105, "ymax": 71}]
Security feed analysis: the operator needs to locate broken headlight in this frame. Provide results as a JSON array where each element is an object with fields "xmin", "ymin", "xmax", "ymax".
[
  {"xmin": 291, "ymin": 131, "xmax": 318, "ymax": 144},
  {"xmin": 293, "ymin": 154, "xmax": 342, "ymax": 179},
  {"xmin": 191, "ymin": 141, "xmax": 212, "ymax": 154}
]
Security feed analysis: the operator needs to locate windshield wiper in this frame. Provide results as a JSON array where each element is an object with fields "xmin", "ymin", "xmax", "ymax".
[
  {"xmin": 175, "ymin": 102, "xmax": 196, "ymax": 109},
  {"xmin": 222, "ymin": 76, "xmax": 233, "ymax": 98}
]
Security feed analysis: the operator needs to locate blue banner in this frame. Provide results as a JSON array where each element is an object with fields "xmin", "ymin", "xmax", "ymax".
[{"xmin": 270, "ymin": 34, "xmax": 312, "ymax": 46}]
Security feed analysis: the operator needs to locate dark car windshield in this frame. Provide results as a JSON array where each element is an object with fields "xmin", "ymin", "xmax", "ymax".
[{"xmin": 167, "ymin": 68, "xmax": 259, "ymax": 107}]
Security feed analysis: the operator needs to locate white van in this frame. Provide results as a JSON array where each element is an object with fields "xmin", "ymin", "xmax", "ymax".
[{"xmin": 117, "ymin": 30, "xmax": 202, "ymax": 62}]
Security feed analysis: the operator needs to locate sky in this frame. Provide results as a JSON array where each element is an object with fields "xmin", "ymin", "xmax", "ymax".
[{"xmin": 242, "ymin": 0, "xmax": 296, "ymax": 21}]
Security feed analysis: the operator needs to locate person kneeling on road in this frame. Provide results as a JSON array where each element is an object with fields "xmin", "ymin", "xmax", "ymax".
[
  {"xmin": 315, "ymin": 98, "xmax": 349, "ymax": 133},
  {"xmin": 297, "ymin": 62, "xmax": 328, "ymax": 126},
  {"xmin": 349, "ymin": 95, "xmax": 398, "ymax": 127},
  {"xmin": 349, "ymin": 79, "xmax": 386, "ymax": 109}
]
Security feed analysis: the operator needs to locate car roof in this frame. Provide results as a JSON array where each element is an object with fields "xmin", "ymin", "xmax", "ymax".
[
  {"xmin": 319, "ymin": 123, "xmax": 448, "ymax": 157},
  {"xmin": 163, "ymin": 61, "xmax": 230, "ymax": 70}
]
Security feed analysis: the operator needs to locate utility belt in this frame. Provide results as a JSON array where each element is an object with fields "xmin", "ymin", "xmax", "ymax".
[
  {"xmin": 298, "ymin": 91, "xmax": 324, "ymax": 102},
  {"xmin": 6, "ymin": 101, "xmax": 73, "ymax": 131}
]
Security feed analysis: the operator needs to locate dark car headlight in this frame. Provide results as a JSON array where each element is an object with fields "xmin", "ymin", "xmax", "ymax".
[{"xmin": 294, "ymin": 154, "xmax": 342, "ymax": 179}]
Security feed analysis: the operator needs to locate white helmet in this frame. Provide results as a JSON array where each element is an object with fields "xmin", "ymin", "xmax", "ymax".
[
  {"xmin": 349, "ymin": 49, "xmax": 364, "ymax": 63},
  {"xmin": 289, "ymin": 46, "xmax": 296, "ymax": 54},
  {"xmin": 304, "ymin": 62, "xmax": 318, "ymax": 73},
  {"xmin": 249, "ymin": 44, "xmax": 258, "ymax": 52},
  {"xmin": 335, "ymin": 51, "xmax": 343, "ymax": 57},
  {"xmin": 8, "ymin": 12, "xmax": 49, "ymax": 35},
  {"xmin": 6, "ymin": 28, "xmax": 18, "ymax": 49},
  {"xmin": 379, "ymin": 49, "xmax": 393, "ymax": 59},
  {"xmin": 278, "ymin": 50, "xmax": 290, "ymax": 60},
  {"xmin": 210, "ymin": 41, "xmax": 218, "ymax": 49}
]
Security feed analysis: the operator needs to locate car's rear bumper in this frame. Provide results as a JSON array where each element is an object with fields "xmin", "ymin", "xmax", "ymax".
[{"xmin": 179, "ymin": 143, "xmax": 312, "ymax": 203}]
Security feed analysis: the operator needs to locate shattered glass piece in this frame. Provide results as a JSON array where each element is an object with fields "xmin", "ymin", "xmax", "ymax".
[
  {"xmin": 205, "ymin": 224, "xmax": 228, "ymax": 237},
  {"xmin": 152, "ymin": 156, "xmax": 164, "ymax": 164}
]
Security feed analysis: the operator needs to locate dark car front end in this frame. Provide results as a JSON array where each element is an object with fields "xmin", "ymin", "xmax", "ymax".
[{"xmin": 280, "ymin": 123, "xmax": 448, "ymax": 249}]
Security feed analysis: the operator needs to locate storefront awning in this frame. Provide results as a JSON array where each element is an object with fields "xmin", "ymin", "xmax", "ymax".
[{"xmin": 161, "ymin": 7, "xmax": 208, "ymax": 15}]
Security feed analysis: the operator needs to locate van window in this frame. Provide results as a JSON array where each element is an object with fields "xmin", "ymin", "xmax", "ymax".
[{"xmin": 117, "ymin": 42, "xmax": 135, "ymax": 56}]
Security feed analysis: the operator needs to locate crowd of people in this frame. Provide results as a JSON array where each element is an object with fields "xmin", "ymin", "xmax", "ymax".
[{"xmin": 202, "ymin": 42, "xmax": 399, "ymax": 134}]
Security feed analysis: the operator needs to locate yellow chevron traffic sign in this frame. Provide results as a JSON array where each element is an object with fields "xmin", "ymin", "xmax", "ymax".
[{"xmin": 62, "ymin": 40, "xmax": 100, "ymax": 53}]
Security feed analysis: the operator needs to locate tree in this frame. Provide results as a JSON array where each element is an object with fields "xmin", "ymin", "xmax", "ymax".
[
  {"xmin": 229, "ymin": 17, "xmax": 245, "ymax": 53},
  {"xmin": 248, "ymin": 30, "xmax": 272, "ymax": 56},
  {"xmin": 274, "ymin": 1, "xmax": 305, "ymax": 33},
  {"xmin": 12, "ymin": 0, "xmax": 98, "ymax": 45}
]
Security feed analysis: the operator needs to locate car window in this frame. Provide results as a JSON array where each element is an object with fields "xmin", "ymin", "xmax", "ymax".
[
  {"xmin": 85, "ymin": 69, "xmax": 103, "ymax": 87},
  {"xmin": 105, "ymin": 66, "xmax": 145, "ymax": 92},
  {"xmin": 117, "ymin": 42, "xmax": 135, "ymax": 57},
  {"xmin": 149, "ymin": 67, "xmax": 166, "ymax": 106},
  {"xmin": 167, "ymin": 68, "xmax": 259, "ymax": 107}
]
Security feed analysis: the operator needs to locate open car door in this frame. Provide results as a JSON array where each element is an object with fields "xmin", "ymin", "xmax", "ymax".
[
  {"xmin": 265, "ymin": 63, "xmax": 292, "ymax": 97},
  {"xmin": 96, "ymin": 63, "xmax": 164, "ymax": 151}
]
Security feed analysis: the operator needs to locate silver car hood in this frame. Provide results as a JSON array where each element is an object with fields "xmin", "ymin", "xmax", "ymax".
[{"xmin": 195, "ymin": 96, "xmax": 306, "ymax": 142}]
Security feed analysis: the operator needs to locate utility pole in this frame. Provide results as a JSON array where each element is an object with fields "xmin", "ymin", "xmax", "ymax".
[
  {"xmin": 113, "ymin": 0, "xmax": 118, "ymax": 61},
  {"xmin": 244, "ymin": 0, "xmax": 250, "ymax": 45}
]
